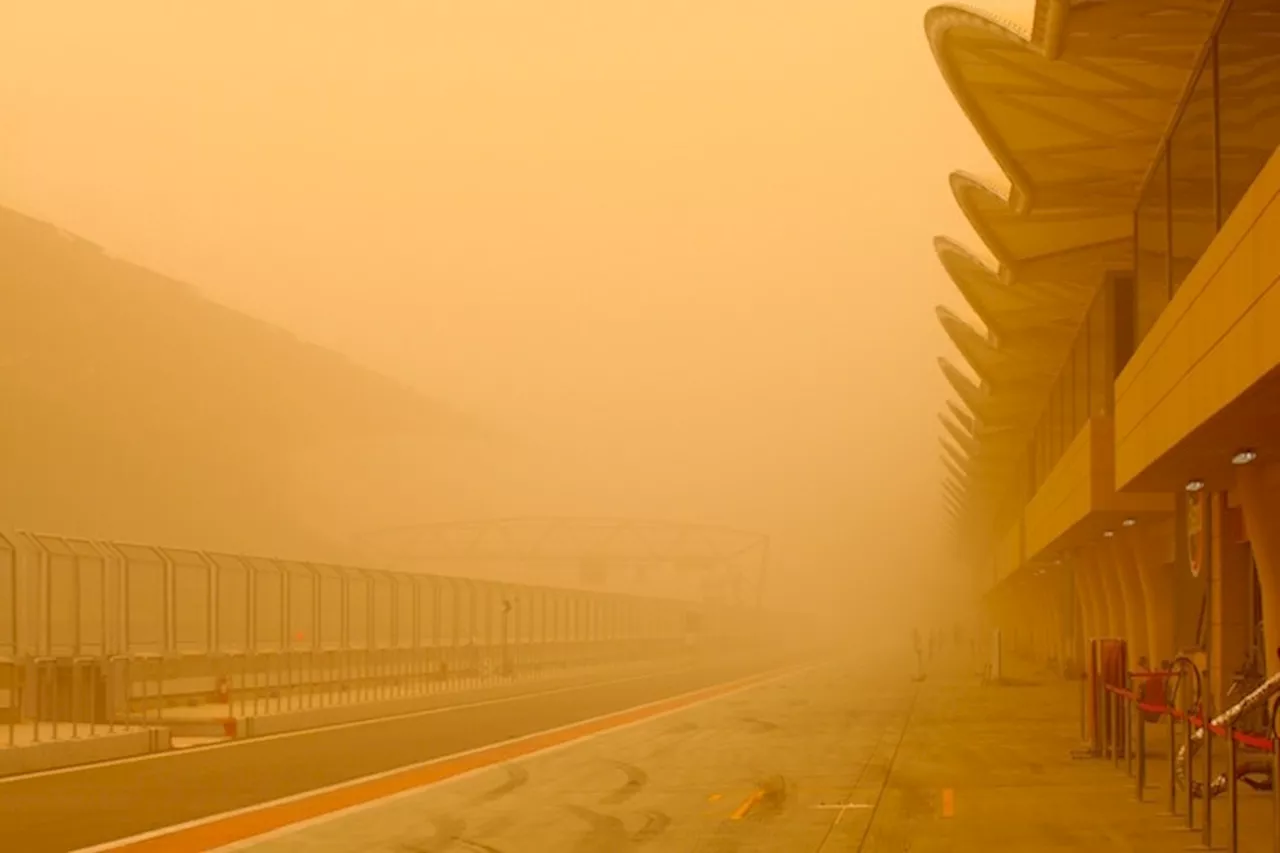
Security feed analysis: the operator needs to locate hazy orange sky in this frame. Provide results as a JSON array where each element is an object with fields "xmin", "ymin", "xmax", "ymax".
[{"xmin": 0, "ymin": 1, "xmax": 1032, "ymax": 614}]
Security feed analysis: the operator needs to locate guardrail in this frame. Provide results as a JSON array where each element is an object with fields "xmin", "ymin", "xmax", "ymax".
[
  {"xmin": 1097, "ymin": 662, "xmax": 1280, "ymax": 853},
  {"xmin": 0, "ymin": 526, "xmax": 759, "ymax": 750},
  {"xmin": 2, "ymin": 636, "xmax": 694, "ymax": 747}
]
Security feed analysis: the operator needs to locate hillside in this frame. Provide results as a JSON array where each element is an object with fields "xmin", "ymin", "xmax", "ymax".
[{"xmin": 0, "ymin": 206, "xmax": 465, "ymax": 554}]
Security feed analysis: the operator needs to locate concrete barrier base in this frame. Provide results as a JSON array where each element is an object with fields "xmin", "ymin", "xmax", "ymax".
[
  {"xmin": 242, "ymin": 662, "xmax": 691, "ymax": 738},
  {"xmin": 0, "ymin": 726, "xmax": 169, "ymax": 778}
]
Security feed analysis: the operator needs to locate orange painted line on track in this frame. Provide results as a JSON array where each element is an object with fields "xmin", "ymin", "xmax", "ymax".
[
  {"xmin": 941, "ymin": 788, "xmax": 954, "ymax": 818},
  {"xmin": 730, "ymin": 790, "xmax": 763, "ymax": 821},
  {"xmin": 91, "ymin": 666, "xmax": 798, "ymax": 853}
]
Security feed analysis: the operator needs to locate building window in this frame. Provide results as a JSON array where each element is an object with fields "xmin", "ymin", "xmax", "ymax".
[
  {"xmin": 1112, "ymin": 272, "xmax": 1136, "ymax": 377},
  {"xmin": 1134, "ymin": 152, "xmax": 1170, "ymax": 346},
  {"xmin": 1169, "ymin": 46, "xmax": 1219, "ymax": 295}
]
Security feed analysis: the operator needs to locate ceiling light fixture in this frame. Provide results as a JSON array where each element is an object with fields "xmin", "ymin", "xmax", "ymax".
[
  {"xmin": 1122, "ymin": 518, "xmax": 1137, "ymax": 528},
  {"xmin": 1186, "ymin": 479, "xmax": 1206, "ymax": 493},
  {"xmin": 1103, "ymin": 530, "xmax": 1115, "ymax": 538},
  {"xmin": 1232, "ymin": 450, "xmax": 1258, "ymax": 466}
]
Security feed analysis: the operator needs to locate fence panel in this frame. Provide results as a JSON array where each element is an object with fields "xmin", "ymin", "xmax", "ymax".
[
  {"xmin": 244, "ymin": 556, "xmax": 283, "ymax": 653},
  {"xmin": 113, "ymin": 542, "xmax": 167, "ymax": 655},
  {"xmin": 438, "ymin": 578, "xmax": 458, "ymax": 646},
  {"xmin": 347, "ymin": 569, "xmax": 371, "ymax": 649},
  {"xmin": 311, "ymin": 564, "xmax": 344, "ymax": 650},
  {"xmin": 415, "ymin": 576, "xmax": 438, "ymax": 647},
  {"xmin": 32, "ymin": 535, "xmax": 79, "ymax": 657},
  {"xmin": 370, "ymin": 572, "xmax": 393, "ymax": 649},
  {"xmin": 0, "ymin": 534, "xmax": 15, "ymax": 659},
  {"xmin": 278, "ymin": 560, "xmax": 316, "ymax": 650},
  {"xmin": 66, "ymin": 538, "xmax": 109, "ymax": 656},
  {"xmin": 164, "ymin": 548, "xmax": 212, "ymax": 654},
  {"xmin": 393, "ymin": 574, "xmax": 414, "ymax": 648},
  {"xmin": 457, "ymin": 579, "xmax": 475, "ymax": 646},
  {"xmin": 208, "ymin": 553, "xmax": 250, "ymax": 653},
  {"xmin": 3, "ymin": 532, "xmax": 709, "ymax": 669}
]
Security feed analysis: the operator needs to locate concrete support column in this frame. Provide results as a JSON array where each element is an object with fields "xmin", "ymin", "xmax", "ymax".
[
  {"xmin": 1111, "ymin": 537, "xmax": 1149, "ymax": 664},
  {"xmin": 1046, "ymin": 575, "xmax": 1068, "ymax": 670},
  {"xmin": 1074, "ymin": 554, "xmax": 1103, "ymax": 645},
  {"xmin": 1211, "ymin": 491, "xmax": 1252, "ymax": 709},
  {"xmin": 1094, "ymin": 547, "xmax": 1126, "ymax": 639},
  {"xmin": 1131, "ymin": 519, "xmax": 1176, "ymax": 666},
  {"xmin": 1067, "ymin": 560, "xmax": 1092, "ymax": 671},
  {"xmin": 1030, "ymin": 577, "xmax": 1055, "ymax": 667},
  {"xmin": 1239, "ymin": 463, "xmax": 1280, "ymax": 676}
]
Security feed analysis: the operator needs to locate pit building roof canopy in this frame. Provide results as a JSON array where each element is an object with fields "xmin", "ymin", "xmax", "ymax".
[{"xmin": 927, "ymin": 0, "xmax": 1219, "ymax": 525}]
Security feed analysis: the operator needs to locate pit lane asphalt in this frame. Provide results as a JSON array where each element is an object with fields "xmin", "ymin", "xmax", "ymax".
[{"xmin": 3, "ymin": 658, "xmax": 785, "ymax": 853}]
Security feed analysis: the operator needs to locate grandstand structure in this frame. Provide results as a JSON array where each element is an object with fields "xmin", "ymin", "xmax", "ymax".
[{"xmin": 930, "ymin": 0, "xmax": 1280, "ymax": 712}]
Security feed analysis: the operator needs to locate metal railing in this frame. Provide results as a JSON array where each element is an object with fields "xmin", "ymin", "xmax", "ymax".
[
  {"xmin": 1, "ymin": 529, "xmax": 751, "ymax": 746},
  {"xmin": 1097, "ymin": 656, "xmax": 1280, "ymax": 853}
]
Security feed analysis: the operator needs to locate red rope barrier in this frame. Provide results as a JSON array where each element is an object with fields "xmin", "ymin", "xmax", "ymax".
[
  {"xmin": 1233, "ymin": 730, "xmax": 1274, "ymax": 751},
  {"xmin": 1137, "ymin": 701, "xmax": 1167, "ymax": 714}
]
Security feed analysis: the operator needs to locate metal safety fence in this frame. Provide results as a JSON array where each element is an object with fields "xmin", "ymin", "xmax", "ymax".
[
  {"xmin": 1085, "ymin": 643, "xmax": 1280, "ymax": 853},
  {"xmin": 0, "ymin": 530, "xmax": 727, "ymax": 745}
]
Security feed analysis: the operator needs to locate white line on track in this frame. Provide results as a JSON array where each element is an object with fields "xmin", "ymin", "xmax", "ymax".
[{"xmin": 72, "ymin": 663, "xmax": 817, "ymax": 853}]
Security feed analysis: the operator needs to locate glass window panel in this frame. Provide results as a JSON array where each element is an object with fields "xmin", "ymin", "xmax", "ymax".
[
  {"xmin": 1074, "ymin": 326, "xmax": 1090, "ymax": 430},
  {"xmin": 1089, "ymin": 291, "xmax": 1110, "ymax": 414},
  {"xmin": 1066, "ymin": 349, "xmax": 1076, "ymax": 437},
  {"xmin": 1134, "ymin": 152, "xmax": 1169, "ymax": 346},
  {"xmin": 1217, "ymin": 3, "xmax": 1280, "ymax": 224},
  {"xmin": 1046, "ymin": 391, "xmax": 1056, "ymax": 467},
  {"xmin": 1051, "ymin": 379, "xmax": 1062, "ymax": 464},
  {"xmin": 1034, "ymin": 422, "xmax": 1044, "ymax": 489},
  {"xmin": 1169, "ymin": 50, "xmax": 1218, "ymax": 293}
]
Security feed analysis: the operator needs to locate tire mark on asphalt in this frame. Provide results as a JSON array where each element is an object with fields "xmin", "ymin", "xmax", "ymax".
[
  {"xmin": 742, "ymin": 717, "xmax": 780, "ymax": 733},
  {"xmin": 600, "ymin": 761, "xmax": 649, "ymax": 805},
  {"xmin": 396, "ymin": 816, "xmax": 464, "ymax": 853},
  {"xmin": 397, "ymin": 816, "xmax": 508, "ymax": 853},
  {"xmin": 564, "ymin": 805, "xmax": 634, "ymax": 852},
  {"xmin": 472, "ymin": 764, "xmax": 529, "ymax": 804},
  {"xmin": 632, "ymin": 811, "xmax": 672, "ymax": 844}
]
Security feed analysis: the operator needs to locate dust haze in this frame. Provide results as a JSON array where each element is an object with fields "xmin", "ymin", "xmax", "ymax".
[{"xmin": 0, "ymin": 0, "xmax": 1035, "ymax": 641}]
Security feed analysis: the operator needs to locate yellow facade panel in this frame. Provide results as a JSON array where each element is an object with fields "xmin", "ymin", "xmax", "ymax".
[
  {"xmin": 1024, "ymin": 419, "xmax": 1094, "ymax": 559},
  {"xmin": 995, "ymin": 519, "xmax": 1024, "ymax": 583},
  {"xmin": 1115, "ymin": 150, "xmax": 1280, "ymax": 489}
]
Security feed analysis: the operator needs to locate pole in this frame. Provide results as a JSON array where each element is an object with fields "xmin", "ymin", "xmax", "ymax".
[
  {"xmin": 1202, "ymin": 492, "xmax": 1216, "ymax": 847},
  {"xmin": 1168, "ymin": 707, "xmax": 1177, "ymax": 814},
  {"xmin": 1272, "ymin": 739, "xmax": 1280, "ymax": 853},
  {"xmin": 1203, "ymin": 697, "xmax": 1214, "ymax": 849},
  {"xmin": 1136, "ymin": 700, "xmax": 1147, "ymax": 801},
  {"xmin": 1126, "ymin": 674, "xmax": 1134, "ymax": 776},
  {"xmin": 1227, "ymin": 720, "xmax": 1238, "ymax": 853},
  {"xmin": 1185, "ymin": 694, "xmax": 1195, "ymax": 829}
]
